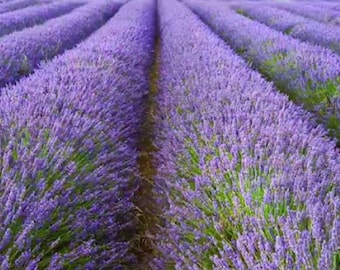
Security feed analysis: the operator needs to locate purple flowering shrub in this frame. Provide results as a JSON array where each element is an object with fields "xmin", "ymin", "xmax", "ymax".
[
  {"xmin": 0, "ymin": 0, "xmax": 121, "ymax": 89},
  {"xmin": 0, "ymin": 0, "xmax": 155, "ymax": 268},
  {"xmin": 231, "ymin": 3, "xmax": 340, "ymax": 55},
  {"xmin": 0, "ymin": 0, "xmax": 50, "ymax": 14},
  {"xmin": 151, "ymin": 0, "xmax": 340, "ymax": 269},
  {"xmin": 0, "ymin": 1, "xmax": 83, "ymax": 38},
  {"xmin": 186, "ymin": 0, "xmax": 340, "ymax": 143},
  {"xmin": 270, "ymin": 2, "xmax": 340, "ymax": 26},
  {"xmin": 311, "ymin": 2, "xmax": 340, "ymax": 12}
]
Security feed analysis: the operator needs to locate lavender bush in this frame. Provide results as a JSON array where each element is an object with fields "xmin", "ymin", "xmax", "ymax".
[
  {"xmin": 0, "ymin": 0, "xmax": 156, "ymax": 268},
  {"xmin": 270, "ymin": 2, "xmax": 340, "ymax": 26},
  {"xmin": 231, "ymin": 3, "xmax": 340, "ymax": 55},
  {"xmin": 0, "ymin": 1, "xmax": 83, "ymax": 38},
  {"xmin": 0, "ymin": 0, "xmax": 121, "ymax": 89},
  {"xmin": 151, "ymin": 0, "xmax": 339, "ymax": 269},
  {"xmin": 307, "ymin": 1, "xmax": 340, "ymax": 11},
  {"xmin": 186, "ymin": 0, "xmax": 340, "ymax": 143},
  {"xmin": 0, "ymin": 0, "xmax": 50, "ymax": 14}
]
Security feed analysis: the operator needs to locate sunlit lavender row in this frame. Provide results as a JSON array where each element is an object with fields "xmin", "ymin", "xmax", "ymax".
[
  {"xmin": 0, "ymin": 0, "xmax": 121, "ymax": 88},
  {"xmin": 0, "ymin": 0, "xmax": 155, "ymax": 268},
  {"xmin": 230, "ymin": 2, "xmax": 340, "ymax": 55},
  {"xmin": 0, "ymin": 0, "xmax": 83, "ymax": 38},
  {"xmin": 0, "ymin": 0, "xmax": 51, "ymax": 14},
  {"xmin": 186, "ymin": 0, "xmax": 340, "ymax": 143},
  {"xmin": 0, "ymin": 0, "xmax": 338, "ymax": 268},
  {"xmin": 151, "ymin": 0, "xmax": 339, "ymax": 269},
  {"xmin": 270, "ymin": 1, "xmax": 340, "ymax": 25},
  {"xmin": 305, "ymin": 1, "xmax": 340, "ymax": 10}
]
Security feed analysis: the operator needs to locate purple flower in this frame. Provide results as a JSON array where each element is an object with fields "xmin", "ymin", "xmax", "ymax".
[
  {"xmin": 271, "ymin": 2, "xmax": 340, "ymax": 26},
  {"xmin": 152, "ymin": 0, "xmax": 340, "ymax": 268},
  {"xmin": 0, "ymin": 0, "xmax": 156, "ymax": 267},
  {"xmin": 0, "ymin": 0, "xmax": 121, "ymax": 88},
  {"xmin": 231, "ymin": 3, "xmax": 340, "ymax": 55},
  {"xmin": 186, "ymin": 0, "xmax": 340, "ymax": 142},
  {"xmin": 0, "ymin": 0, "xmax": 49, "ymax": 15},
  {"xmin": 0, "ymin": 1, "xmax": 82, "ymax": 38}
]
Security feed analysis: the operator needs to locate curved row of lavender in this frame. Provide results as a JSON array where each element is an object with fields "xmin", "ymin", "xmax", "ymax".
[
  {"xmin": 0, "ymin": 1, "xmax": 83, "ymax": 38},
  {"xmin": 307, "ymin": 1, "xmax": 340, "ymax": 11},
  {"xmin": 186, "ymin": 0, "xmax": 340, "ymax": 143},
  {"xmin": 151, "ymin": 0, "xmax": 339, "ymax": 269},
  {"xmin": 270, "ymin": 1, "xmax": 340, "ymax": 26},
  {"xmin": 231, "ymin": 3, "xmax": 340, "ymax": 55},
  {"xmin": 0, "ymin": 0, "xmax": 156, "ymax": 268},
  {"xmin": 0, "ymin": 0, "xmax": 121, "ymax": 89},
  {"xmin": 0, "ymin": 0, "xmax": 49, "ymax": 14}
]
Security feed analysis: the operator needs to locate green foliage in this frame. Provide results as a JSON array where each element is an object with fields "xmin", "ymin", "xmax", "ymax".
[
  {"xmin": 170, "ymin": 126, "xmax": 319, "ymax": 268},
  {"xmin": 18, "ymin": 55, "xmax": 30, "ymax": 76}
]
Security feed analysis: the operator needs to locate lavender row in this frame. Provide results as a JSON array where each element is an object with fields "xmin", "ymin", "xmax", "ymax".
[
  {"xmin": 0, "ymin": 1, "xmax": 83, "ymax": 38},
  {"xmin": 270, "ymin": 2, "xmax": 340, "ymax": 26},
  {"xmin": 0, "ymin": 0, "xmax": 155, "ymax": 268},
  {"xmin": 232, "ymin": 3, "xmax": 340, "ymax": 55},
  {"xmin": 307, "ymin": 1, "xmax": 340, "ymax": 11},
  {"xmin": 151, "ymin": 0, "xmax": 339, "ymax": 269},
  {"xmin": 0, "ymin": 0, "xmax": 48, "ymax": 14},
  {"xmin": 0, "ymin": 0, "xmax": 120, "ymax": 89},
  {"xmin": 186, "ymin": 0, "xmax": 340, "ymax": 143}
]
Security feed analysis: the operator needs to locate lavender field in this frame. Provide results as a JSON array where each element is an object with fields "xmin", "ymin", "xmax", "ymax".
[{"xmin": 0, "ymin": 0, "xmax": 338, "ymax": 269}]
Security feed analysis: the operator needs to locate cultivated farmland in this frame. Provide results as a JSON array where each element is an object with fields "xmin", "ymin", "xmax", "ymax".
[{"xmin": 0, "ymin": 0, "xmax": 338, "ymax": 269}]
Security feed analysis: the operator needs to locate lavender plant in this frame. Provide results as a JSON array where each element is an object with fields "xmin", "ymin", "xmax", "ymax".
[
  {"xmin": 0, "ymin": 0, "xmax": 50, "ymax": 14},
  {"xmin": 152, "ymin": 0, "xmax": 340, "ymax": 269},
  {"xmin": 0, "ymin": 0, "xmax": 156, "ymax": 268},
  {"xmin": 186, "ymin": 0, "xmax": 340, "ymax": 143},
  {"xmin": 231, "ymin": 3, "xmax": 340, "ymax": 55},
  {"xmin": 0, "ymin": 1, "xmax": 83, "ymax": 38},
  {"xmin": 270, "ymin": 2, "xmax": 340, "ymax": 26},
  {"xmin": 307, "ymin": 1, "xmax": 340, "ymax": 11},
  {"xmin": 0, "ymin": 0, "xmax": 121, "ymax": 89}
]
